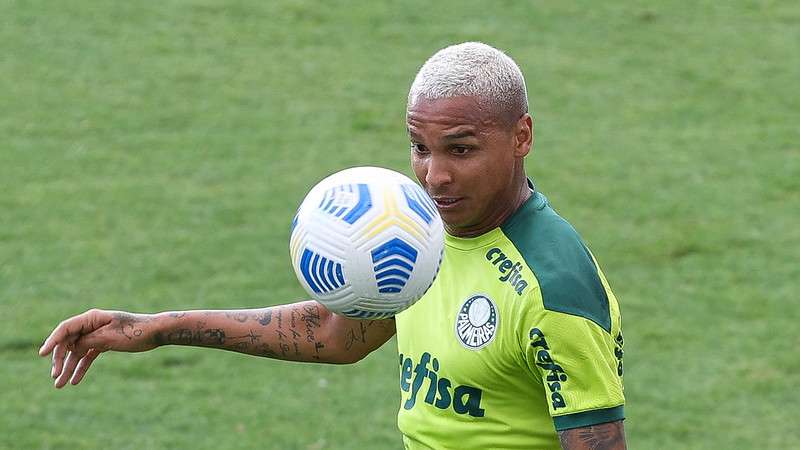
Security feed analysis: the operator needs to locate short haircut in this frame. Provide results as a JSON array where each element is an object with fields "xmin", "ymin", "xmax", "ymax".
[{"xmin": 407, "ymin": 42, "xmax": 529, "ymax": 126}]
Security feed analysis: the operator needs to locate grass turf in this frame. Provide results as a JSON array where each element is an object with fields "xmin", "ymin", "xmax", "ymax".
[{"xmin": 1, "ymin": 1, "xmax": 798, "ymax": 448}]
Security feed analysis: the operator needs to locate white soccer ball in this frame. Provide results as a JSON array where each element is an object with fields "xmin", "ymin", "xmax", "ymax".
[{"xmin": 289, "ymin": 166, "xmax": 444, "ymax": 319}]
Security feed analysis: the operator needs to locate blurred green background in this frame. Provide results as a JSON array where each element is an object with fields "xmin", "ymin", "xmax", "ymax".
[{"xmin": 1, "ymin": 1, "xmax": 798, "ymax": 448}]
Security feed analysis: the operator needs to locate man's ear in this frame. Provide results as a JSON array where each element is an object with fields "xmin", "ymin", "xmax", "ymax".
[{"xmin": 513, "ymin": 113, "xmax": 533, "ymax": 158}]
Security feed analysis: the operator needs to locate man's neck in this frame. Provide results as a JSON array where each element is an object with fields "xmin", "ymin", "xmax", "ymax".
[{"xmin": 446, "ymin": 176, "xmax": 532, "ymax": 238}]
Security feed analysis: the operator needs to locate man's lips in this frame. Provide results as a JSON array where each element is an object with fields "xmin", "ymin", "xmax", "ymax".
[{"xmin": 431, "ymin": 196, "xmax": 464, "ymax": 209}]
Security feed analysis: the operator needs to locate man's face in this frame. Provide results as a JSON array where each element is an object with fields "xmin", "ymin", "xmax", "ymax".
[{"xmin": 406, "ymin": 96, "xmax": 531, "ymax": 237}]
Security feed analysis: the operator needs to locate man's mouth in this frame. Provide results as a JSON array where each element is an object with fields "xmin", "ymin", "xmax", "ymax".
[{"xmin": 431, "ymin": 196, "xmax": 464, "ymax": 209}]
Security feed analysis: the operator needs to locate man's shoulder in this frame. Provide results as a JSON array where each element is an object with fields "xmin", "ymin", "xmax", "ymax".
[
  {"xmin": 501, "ymin": 191, "xmax": 582, "ymax": 244},
  {"xmin": 502, "ymin": 192, "xmax": 612, "ymax": 333}
]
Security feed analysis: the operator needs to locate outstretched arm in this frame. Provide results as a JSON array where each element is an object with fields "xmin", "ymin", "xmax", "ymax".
[
  {"xmin": 558, "ymin": 420, "xmax": 626, "ymax": 450},
  {"xmin": 39, "ymin": 301, "xmax": 396, "ymax": 388}
]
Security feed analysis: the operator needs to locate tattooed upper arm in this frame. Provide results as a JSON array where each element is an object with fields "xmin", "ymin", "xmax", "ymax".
[{"xmin": 557, "ymin": 420, "xmax": 626, "ymax": 450}]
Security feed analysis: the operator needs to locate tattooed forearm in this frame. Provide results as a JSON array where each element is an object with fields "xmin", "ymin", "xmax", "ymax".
[
  {"xmin": 256, "ymin": 310, "xmax": 272, "ymax": 326},
  {"xmin": 201, "ymin": 310, "xmax": 274, "ymax": 326},
  {"xmin": 226, "ymin": 312, "xmax": 249, "ymax": 323},
  {"xmin": 259, "ymin": 343, "xmax": 279, "ymax": 357},
  {"xmin": 274, "ymin": 329, "xmax": 291, "ymax": 357},
  {"xmin": 300, "ymin": 304, "xmax": 324, "ymax": 359},
  {"xmin": 155, "ymin": 324, "xmax": 266, "ymax": 350},
  {"xmin": 153, "ymin": 327, "xmax": 226, "ymax": 347},
  {"xmin": 148, "ymin": 302, "xmax": 392, "ymax": 363},
  {"xmin": 229, "ymin": 330, "xmax": 261, "ymax": 343},
  {"xmin": 344, "ymin": 321, "xmax": 377, "ymax": 350},
  {"xmin": 558, "ymin": 420, "xmax": 626, "ymax": 450},
  {"xmin": 112, "ymin": 312, "xmax": 152, "ymax": 340}
]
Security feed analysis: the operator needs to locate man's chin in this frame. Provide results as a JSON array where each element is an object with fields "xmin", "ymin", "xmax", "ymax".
[
  {"xmin": 438, "ymin": 211, "xmax": 466, "ymax": 227},
  {"xmin": 442, "ymin": 216, "xmax": 482, "ymax": 237}
]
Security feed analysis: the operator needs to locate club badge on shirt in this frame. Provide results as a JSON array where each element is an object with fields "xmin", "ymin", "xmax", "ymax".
[{"xmin": 455, "ymin": 294, "xmax": 498, "ymax": 350}]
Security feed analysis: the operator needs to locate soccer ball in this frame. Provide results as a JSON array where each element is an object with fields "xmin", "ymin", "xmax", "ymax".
[{"xmin": 289, "ymin": 166, "xmax": 444, "ymax": 319}]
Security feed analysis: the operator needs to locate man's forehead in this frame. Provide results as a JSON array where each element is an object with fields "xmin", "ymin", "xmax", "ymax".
[
  {"xmin": 407, "ymin": 123, "xmax": 477, "ymax": 139},
  {"xmin": 406, "ymin": 96, "xmax": 500, "ymax": 131}
]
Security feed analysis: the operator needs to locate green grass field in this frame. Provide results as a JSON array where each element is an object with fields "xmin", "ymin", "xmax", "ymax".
[{"xmin": 2, "ymin": 1, "xmax": 798, "ymax": 448}]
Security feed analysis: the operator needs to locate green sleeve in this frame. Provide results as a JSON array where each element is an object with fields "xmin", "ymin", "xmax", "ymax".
[{"xmin": 523, "ymin": 309, "xmax": 625, "ymax": 430}]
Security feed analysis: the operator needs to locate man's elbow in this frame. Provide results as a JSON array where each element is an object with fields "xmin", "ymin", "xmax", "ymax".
[
  {"xmin": 315, "ymin": 305, "xmax": 394, "ymax": 365},
  {"xmin": 326, "ymin": 350, "xmax": 368, "ymax": 365},
  {"xmin": 324, "ymin": 342, "xmax": 378, "ymax": 364}
]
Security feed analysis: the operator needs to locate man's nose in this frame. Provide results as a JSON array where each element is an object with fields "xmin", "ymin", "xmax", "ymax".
[{"xmin": 425, "ymin": 155, "xmax": 453, "ymax": 189}]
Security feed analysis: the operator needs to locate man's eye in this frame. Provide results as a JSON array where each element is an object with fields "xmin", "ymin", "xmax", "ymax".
[
  {"xmin": 452, "ymin": 145, "xmax": 471, "ymax": 155},
  {"xmin": 411, "ymin": 143, "xmax": 429, "ymax": 154}
]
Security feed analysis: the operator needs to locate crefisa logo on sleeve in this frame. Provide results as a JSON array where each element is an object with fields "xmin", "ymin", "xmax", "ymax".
[{"xmin": 455, "ymin": 294, "xmax": 498, "ymax": 350}]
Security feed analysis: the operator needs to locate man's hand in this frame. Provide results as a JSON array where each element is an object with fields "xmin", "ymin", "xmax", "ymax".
[{"xmin": 38, "ymin": 309, "xmax": 157, "ymax": 388}]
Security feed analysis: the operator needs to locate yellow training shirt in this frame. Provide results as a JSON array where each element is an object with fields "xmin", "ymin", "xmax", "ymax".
[{"xmin": 395, "ymin": 191, "xmax": 625, "ymax": 450}]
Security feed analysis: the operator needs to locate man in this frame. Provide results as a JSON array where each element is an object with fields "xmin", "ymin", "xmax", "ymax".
[{"xmin": 40, "ymin": 42, "xmax": 626, "ymax": 449}]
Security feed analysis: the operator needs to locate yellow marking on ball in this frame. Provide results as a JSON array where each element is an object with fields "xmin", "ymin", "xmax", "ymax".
[
  {"xmin": 290, "ymin": 232, "xmax": 303, "ymax": 262},
  {"xmin": 362, "ymin": 191, "xmax": 426, "ymax": 241}
]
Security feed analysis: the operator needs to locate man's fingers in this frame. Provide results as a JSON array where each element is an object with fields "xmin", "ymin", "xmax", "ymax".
[
  {"xmin": 51, "ymin": 344, "xmax": 66, "ymax": 379},
  {"xmin": 40, "ymin": 310, "xmax": 113, "ymax": 357},
  {"xmin": 70, "ymin": 349, "xmax": 101, "ymax": 386},
  {"xmin": 54, "ymin": 350, "xmax": 83, "ymax": 389},
  {"xmin": 41, "ymin": 310, "xmax": 115, "ymax": 387},
  {"xmin": 41, "ymin": 318, "xmax": 77, "ymax": 356},
  {"xmin": 40, "ymin": 330, "xmax": 59, "ymax": 356},
  {"xmin": 40, "ymin": 318, "xmax": 75, "ymax": 357}
]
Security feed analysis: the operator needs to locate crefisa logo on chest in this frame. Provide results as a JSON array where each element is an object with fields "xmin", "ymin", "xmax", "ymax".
[{"xmin": 455, "ymin": 294, "xmax": 498, "ymax": 350}]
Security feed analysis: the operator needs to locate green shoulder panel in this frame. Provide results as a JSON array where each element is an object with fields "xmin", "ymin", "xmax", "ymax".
[{"xmin": 501, "ymin": 192, "xmax": 612, "ymax": 333}]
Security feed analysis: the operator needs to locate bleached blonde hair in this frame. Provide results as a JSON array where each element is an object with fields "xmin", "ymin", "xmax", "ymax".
[{"xmin": 407, "ymin": 42, "xmax": 529, "ymax": 125}]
